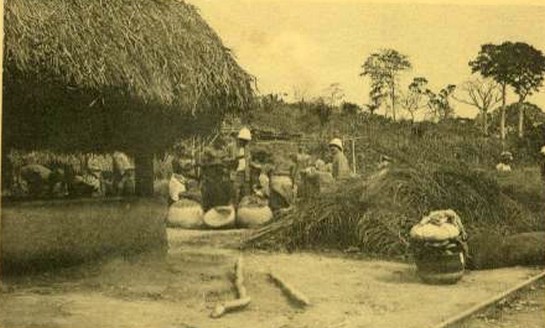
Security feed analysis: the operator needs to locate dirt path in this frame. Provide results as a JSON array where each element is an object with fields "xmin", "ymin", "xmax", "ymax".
[
  {"xmin": 0, "ymin": 229, "xmax": 543, "ymax": 328},
  {"xmin": 453, "ymin": 279, "xmax": 545, "ymax": 328}
]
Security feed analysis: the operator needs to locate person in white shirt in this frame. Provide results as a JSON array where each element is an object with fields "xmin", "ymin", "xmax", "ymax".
[{"xmin": 232, "ymin": 127, "xmax": 252, "ymax": 205}]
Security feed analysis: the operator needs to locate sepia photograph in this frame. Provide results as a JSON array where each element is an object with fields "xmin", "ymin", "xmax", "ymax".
[{"xmin": 0, "ymin": 0, "xmax": 544, "ymax": 327}]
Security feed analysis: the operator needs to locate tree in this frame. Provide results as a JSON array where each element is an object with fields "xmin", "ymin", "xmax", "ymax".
[
  {"xmin": 361, "ymin": 49, "xmax": 412, "ymax": 121},
  {"xmin": 488, "ymin": 102, "xmax": 545, "ymax": 136},
  {"xmin": 364, "ymin": 81, "xmax": 385, "ymax": 115},
  {"xmin": 469, "ymin": 42, "xmax": 545, "ymax": 141},
  {"xmin": 425, "ymin": 85, "xmax": 457, "ymax": 121},
  {"xmin": 470, "ymin": 43, "xmax": 512, "ymax": 142},
  {"xmin": 453, "ymin": 78, "xmax": 502, "ymax": 136},
  {"xmin": 313, "ymin": 97, "xmax": 333, "ymax": 128},
  {"xmin": 505, "ymin": 43, "xmax": 545, "ymax": 138},
  {"xmin": 324, "ymin": 82, "xmax": 345, "ymax": 107},
  {"xmin": 400, "ymin": 77, "xmax": 428, "ymax": 122},
  {"xmin": 341, "ymin": 102, "xmax": 362, "ymax": 116}
]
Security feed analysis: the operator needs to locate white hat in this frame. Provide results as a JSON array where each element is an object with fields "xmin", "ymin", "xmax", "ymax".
[
  {"xmin": 238, "ymin": 127, "xmax": 252, "ymax": 141},
  {"xmin": 329, "ymin": 138, "xmax": 343, "ymax": 151},
  {"xmin": 540, "ymin": 145, "xmax": 545, "ymax": 156}
]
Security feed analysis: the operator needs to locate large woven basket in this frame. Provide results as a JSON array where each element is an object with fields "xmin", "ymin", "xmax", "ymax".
[
  {"xmin": 167, "ymin": 199, "xmax": 204, "ymax": 229},
  {"xmin": 203, "ymin": 205, "xmax": 236, "ymax": 229},
  {"xmin": 414, "ymin": 252, "xmax": 465, "ymax": 285},
  {"xmin": 237, "ymin": 205, "xmax": 273, "ymax": 228}
]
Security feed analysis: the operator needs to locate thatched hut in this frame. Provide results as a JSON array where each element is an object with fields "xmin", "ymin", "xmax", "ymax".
[{"xmin": 2, "ymin": 0, "xmax": 254, "ymax": 195}]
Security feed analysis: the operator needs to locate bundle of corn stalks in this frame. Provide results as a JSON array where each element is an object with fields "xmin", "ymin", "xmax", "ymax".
[{"xmin": 244, "ymin": 164, "xmax": 540, "ymax": 258}]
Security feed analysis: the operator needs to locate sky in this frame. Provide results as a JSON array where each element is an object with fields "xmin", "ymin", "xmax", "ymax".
[{"xmin": 189, "ymin": 0, "xmax": 545, "ymax": 119}]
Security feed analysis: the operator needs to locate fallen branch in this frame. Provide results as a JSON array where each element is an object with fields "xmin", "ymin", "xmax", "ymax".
[
  {"xmin": 210, "ymin": 297, "xmax": 252, "ymax": 318},
  {"xmin": 234, "ymin": 256, "xmax": 247, "ymax": 298},
  {"xmin": 268, "ymin": 271, "xmax": 311, "ymax": 307},
  {"xmin": 210, "ymin": 256, "xmax": 251, "ymax": 319}
]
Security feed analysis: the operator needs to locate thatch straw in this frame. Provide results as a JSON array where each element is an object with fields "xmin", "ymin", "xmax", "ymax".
[
  {"xmin": 245, "ymin": 165, "xmax": 541, "ymax": 257},
  {"xmin": 3, "ymin": 0, "xmax": 254, "ymax": 112}
]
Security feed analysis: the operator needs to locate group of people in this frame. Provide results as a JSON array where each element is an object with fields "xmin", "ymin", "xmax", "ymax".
[
  {"xmin": 16, "ymin": 151, "xmax": 136, "ymax": 199},
  {"xmin": 167, "ymin": 128, "xmax": 356, "ymax": 216}
]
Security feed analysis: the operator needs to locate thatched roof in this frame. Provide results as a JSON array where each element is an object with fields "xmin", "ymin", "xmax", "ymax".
[{"xmin": 3, "ymin": 0, "xmax": 254, "ymax": 112}]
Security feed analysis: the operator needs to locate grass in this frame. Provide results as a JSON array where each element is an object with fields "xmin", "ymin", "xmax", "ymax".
[
  {"xmin": 1, "ymin": 197, "xmax": 168, "ymax": 274},
  {"xmin": 494, "ymin": 167, "xmax": 544, "ymax": 219}
]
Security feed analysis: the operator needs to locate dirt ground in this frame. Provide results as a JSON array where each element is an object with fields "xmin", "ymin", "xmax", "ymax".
[
  {"xmin": 455, "ymin": 279, "xmax": 545, "ymax": 328},
  {"xmin": 0, "ymin": 229, "xmax": 543, "ymax": 328}
]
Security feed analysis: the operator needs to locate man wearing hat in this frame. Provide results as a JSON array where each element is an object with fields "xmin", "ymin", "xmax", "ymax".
[
  {"xmin": 232, "ymin": 127, "xmax": 253, "ymax": 204},
  {"xmin": 328, "ymin": 138, "xmax": 351, "ymax": 180}
]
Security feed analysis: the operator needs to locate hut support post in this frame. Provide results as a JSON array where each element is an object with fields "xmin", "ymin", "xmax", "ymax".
[{"xmin": 135, "ymin": 151, "xmax": 154, "ymax": 197}]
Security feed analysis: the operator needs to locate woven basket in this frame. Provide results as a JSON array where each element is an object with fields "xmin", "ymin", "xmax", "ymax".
[
  {"xmin": 415, "ymin": 252, "xmax": 465, "ymax": 285},
  {"xmin": 203, "ymin": 205, "xmax": 236, "ymax": 229},
  {"xmin": 167, "ymin": 199, "xmax": 204, "ymax": 229},
  {"xmin": 237, "ymin": 205, "xmax": 273, "ymax": 228}
]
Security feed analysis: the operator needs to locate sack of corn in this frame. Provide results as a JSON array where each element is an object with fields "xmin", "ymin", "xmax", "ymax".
[
  {"xmin": 167, "ymin": 199, "xmax": 204, "ymax": 229},
  {"xmin": 410, "ymin": 209, "xmax": 465, "ymax": 241},
  {"xmin": 203, "ymin": 205, "xmax": 236, "ymax": 229},
  {"xmin": 237, "ymin": 195, "xmax": 273, "ymax": 228},
  {"xmin": 410, "ymin": 209, "xmax": 467, "ymax": 285}
]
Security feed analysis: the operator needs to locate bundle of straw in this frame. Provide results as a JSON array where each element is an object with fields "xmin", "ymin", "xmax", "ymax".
[{"xmin": 245, "ymin": 165, "xmax": 539, "ymax": 257}]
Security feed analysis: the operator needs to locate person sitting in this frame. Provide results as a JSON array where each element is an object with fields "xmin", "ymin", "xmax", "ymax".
[
  {"xmin": 249, "ymin": 162, "xmax": 270, "ymax": 199},
  {"xmin": 20, "ymin": 163, "xmax": 65, "ymax": 198},
  {"xmin": 200, "ymin": 140, "xmax": 236, "ymax": 212},
  {"xmin": 169, "ymin": 157, "xmax": 198, "ymax": 206},
  {"xmin": 112, "ymin": 151, "xmax": 135, "ymax": 196},
  {"xmin": 269, "ymin": 155, "xmax": 296, "ymax": 215},
  {"xmin": 496, "ymin": 151, "xmax": 514, "ymax": 172}
]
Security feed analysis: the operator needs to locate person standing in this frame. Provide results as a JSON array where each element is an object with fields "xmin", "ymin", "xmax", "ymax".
[
  {"xmin": 112, "ymin": 151, "xmax": 133, "ymax": 196},
  {"xmin": 232, "ymin": 127, "xmax": 252, "ymax": 205},
  {"xmin": 328, "ymin": 138, "xmax": 351, "ymax": 180}
]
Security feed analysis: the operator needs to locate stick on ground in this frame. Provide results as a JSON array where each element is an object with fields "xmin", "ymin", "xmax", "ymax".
[
  {"xmin": 268, "ymin": 271, "xmax": 311, "ymax": 307},
  {"xmin": 210, "ymin": 256, "xmax": 251, "ymax": 319},
  {"xmin": 210, "ymin": 297, "xmax": 252, "ymax": 318},
  {"xmin": 234, "ymin": 256, "xmax": 247, "ymax": 298}
]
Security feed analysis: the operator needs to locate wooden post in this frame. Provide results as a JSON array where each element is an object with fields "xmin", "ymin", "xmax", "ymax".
[
  {"xmin": 351, "ymin": 138, "xmax": 356, "ymax": 174},
  {"xmin": 0, "ymin": 0, "xmax": 5, "ymax": 287},
  {"xmin": 134, "ymin": 151, "xmax": 154, "ymax": 197}
]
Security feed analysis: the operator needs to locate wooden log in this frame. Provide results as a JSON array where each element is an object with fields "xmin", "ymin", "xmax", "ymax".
[
  {"xmin": 269, "ymin": 271, "xmax": 311, "ymax": 307},
  {"xmin": 210, "ymin": 297, "xmax": 252, "ymax": 319}
]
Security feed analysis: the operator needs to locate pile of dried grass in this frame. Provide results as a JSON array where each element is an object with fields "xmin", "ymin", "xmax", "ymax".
[{"xmin": 245, "ymin": 164, "xmax": 541, "ymax": 258}]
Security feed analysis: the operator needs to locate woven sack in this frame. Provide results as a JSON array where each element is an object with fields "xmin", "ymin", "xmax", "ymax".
[
  {"xmin": 167, "ymin": 199, "xmax": 204, "ymax": 229},
  {"xmin": 237, "ymin": 205, "xmax": 273, "ymax": 228}
]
